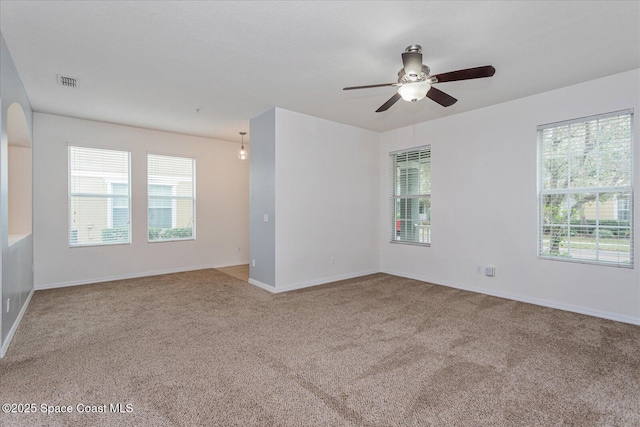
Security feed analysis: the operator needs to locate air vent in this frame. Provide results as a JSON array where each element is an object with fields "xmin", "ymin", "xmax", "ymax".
[{"xmin": 57, "ymin": 74, "xmax": 79, "ymax": 88}]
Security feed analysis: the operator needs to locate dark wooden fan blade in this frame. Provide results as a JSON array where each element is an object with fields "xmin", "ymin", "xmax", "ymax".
[
  {"xmin": 402, "ymin": 51, "xmax": 423, "ymax": 77},
  {"xmin": 376, "ymin": 93, "xmax": 402, "ymax": 112},
  {"xmin": 426, "ymin": 87, "xmax": 457, "ymax": 107},
  {"xmin": 343, "ymin": 83, "xmax": 397, "ymax": 90},
  {"xmin": 432, "ymin": 65, "xmax": 496, "ymax": 83}
]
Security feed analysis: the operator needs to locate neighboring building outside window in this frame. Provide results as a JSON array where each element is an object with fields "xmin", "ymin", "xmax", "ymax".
[
  {"xmin": 148, "ymin": 184, "xmax": 173, "ymax": 229},
  {"xmin": 390, "ymin": 146, "xmax": 431, "ymax": 245},
  {"xmin": 68, "ymin": 146, "xmax": 131, "ymax": 246},
  {"xmin": 147, "ymin": 154, "xmax": 195, "ymax": 242},
  {"xmin": 616, "ymin": 196, "xmax": 630, "ymax": 221},
  {"xmin": 111, "ymin": 183, "xmax": 130, "ymax": 229},
  {"xmin": 537, "ymin": 110, "xmax": 633, "ymax": 266}
]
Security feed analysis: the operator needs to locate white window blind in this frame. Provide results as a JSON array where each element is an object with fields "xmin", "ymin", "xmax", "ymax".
[
  {"xmin": 147, "ymin": 154, "xmax": 195, "ymax": 242},
  {"xmin": 68, "ymin": 146, "xmax": 131, "ymax": 246},
  {"xmin": 537, "ymin": 110, "xmax": 633, "ymax": 267},
  {"xmin": 390, "ymin": 146, "xmax": 431, "ymax": 245}
]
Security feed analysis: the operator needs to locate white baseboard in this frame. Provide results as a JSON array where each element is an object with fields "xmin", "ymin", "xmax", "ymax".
[
  {"xmin": 35, "ymin": 262, "xmax": 249, "ymax": 291},
  {"xmin": 1, "ymin": 289, "xmax": 34, "ymax": 358},
  {"xmin": 248, "ymin": 278, "xmax": 276, "ymax": 292},
  {"xmin": 248, "ymin": 269, "xmax": 380, "ymax": 294},
  {"xmin": 381, "ymin": 269, "xmax": 640, "ymax": 326}
]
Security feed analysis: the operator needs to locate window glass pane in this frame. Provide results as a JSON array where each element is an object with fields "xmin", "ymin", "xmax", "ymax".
[
  {"xmin": 68, "ymin": 146, "xmax": 130, "ymax": 246},
  {"xmin": 541, "ymin": 194, "xmax": 568, "ymax": 227},
  {"xmin": 599, "ymin": 116, "xmax": 632, "ymax": 187},
  {"xmin": 147, "ymin": 154, "xmax": 195, "ymax": 242},
  {"xmin": 149, "ymin": 184, "xmax": 172, "ymax": 197},
  {"xmin": 416, "ymin": 196, "xmax": 431, "ymax": 244},
  {"xmin": 112, "ymin": 182, "xmax": 129, "ymax": 228},
  {"xmin": 112, "ymin": 182, "xmax": 128, "ymax": 195},
  {"xmin": 540, "ymin": 126, "xmax": 570, "ymax": 190},
  {"xmin": 391, "ymin": 146, "xmax": 431, "ymax": 245},
  {"xmin": 541, "ymin": 225, "xmax": 568, "ymax": 257},
  {"xmin": 568, "ymin": 121, "xmax": 598, "ymax": 188},
  {"xmin": 149, "ymin": 207, "xmax": 172, "ymax": 229},
  {"xmin": 112, "ymin": 208, "xmax": 129, "ymax": 229},
  {"xmin": 601, "ymin": 229, "xmax": 632, "ymax": 265},
  {"xmin": 112, "ymin": 185, "xmax": 129, "ymax": 229},
  {"xmin": 616, "ymin": 195, "xmax": 630, "ymax": 221},
  {"xmin": 569, "ymin": 192, "xmax": 598, "ymax": 224},
  {"xmin": 396, "ymin": 198, "xmax": 420, "ymax": 240},
  {"xmin": 419, "ymin": 161, "xmax": 431, "ymax": 194},
  {"xmin": 148, "ymin": 184, "xmax": 173, "ymax": 228},
  {"xmin": 566, "ymin": 228, "xmax": 598, "ymax": 262}
]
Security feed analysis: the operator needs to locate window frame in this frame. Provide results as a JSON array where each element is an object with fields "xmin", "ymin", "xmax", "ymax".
[
  {"xmin": 536, "ymin": 109, "xmax": 634, "ymax": 267},
  {"xmin": 389, "ymin": 145, "xmax": 431, "ymax": 247},
  {"xmin": 146, "ymin": 153, "xmax": 196, "ymax": 243},
  {"xmin": 68, "ymin": 145, "xmax": 132, "ymax": 248}
]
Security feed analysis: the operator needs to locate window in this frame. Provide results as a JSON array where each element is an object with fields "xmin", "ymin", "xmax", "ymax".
[
  {"xmin": 537, "ymin": 110, "xmax": 633, "ymax": 266},
  {"xmin": 147, "ymin": 154, "xmax": 195, "ymax": 242},
  {"xmin": 390, "ymin": 146, "xmax": 431, "ymax": 245},
  {"xmin": 69, "ymin": 146, "xmax": 131, "ymax": 246}
]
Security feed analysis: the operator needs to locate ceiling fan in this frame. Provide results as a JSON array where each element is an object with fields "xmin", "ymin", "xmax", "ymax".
[{"xmin": 343, "ymin": 45, "xmax": 495, "ymax": 112}]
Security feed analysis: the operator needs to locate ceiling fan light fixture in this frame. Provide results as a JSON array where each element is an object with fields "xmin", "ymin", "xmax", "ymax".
[{"xmin": 398, "ymin": 81, "xmax": 431, "ymax": 102}]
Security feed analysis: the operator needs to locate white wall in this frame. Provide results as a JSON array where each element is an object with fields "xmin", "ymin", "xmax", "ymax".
[
  {"xmin": 379, "ymin": 69, "xmax": 640, "ymax": 324},
  {"xmin": 33, "ymin": 113, "xmax": 249, "ymax": 289},
  {"xmin": 274, "ymin": 108, "xmax": 380, "ymax": 290},
  {"xmin": 249, "ymin": 109, "xmax": 276, "ymax": 287}
]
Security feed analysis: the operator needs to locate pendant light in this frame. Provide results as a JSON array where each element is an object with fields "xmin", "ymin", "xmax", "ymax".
[{"xmin": 238, "ymin": 131, "xmax": 248, "ymax": 160}]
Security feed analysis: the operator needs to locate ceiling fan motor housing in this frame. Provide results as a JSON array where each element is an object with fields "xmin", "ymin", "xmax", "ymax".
[
  {"xmin": 405, "ymin": 44, "xmax": 422, "ymax": 53},
  {"xmin": 398, "ymin": 65, "xmax": 431, "ymax": 83}
]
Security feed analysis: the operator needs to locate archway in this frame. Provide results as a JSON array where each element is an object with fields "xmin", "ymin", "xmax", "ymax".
[{"xmin": 7, "ymin": 102, "xmax": 32, "ymax": 245}]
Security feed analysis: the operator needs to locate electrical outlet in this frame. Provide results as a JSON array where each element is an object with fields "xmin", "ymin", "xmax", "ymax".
[
  {"xmin": 6, "ymin": 298, "xmax": 10, "ymax": 313},
  {"xmin": 263, "ymin": 214, "xmax": 269, "ymax": 223},
  {"xmin": 485, "ymin": 266, "xmax": 496, "ymax": 277},
  {"xmin": 252, "ymin": 259, "xmax": 256, "ymax": 267},
  {"xmin": 476, "ymin": 265, "xmax": 482, "ymax": 273}
]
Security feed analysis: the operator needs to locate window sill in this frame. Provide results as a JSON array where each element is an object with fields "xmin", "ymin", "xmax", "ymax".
[
  {"xmin": 147, "ymin": 238, "xmax": 195, "ymax": 244},
  {"xmin": 538, "ymin": 255, "xmax": 633, "ymax": 268},
  {"xmin": 389, "ymin": 240, "xmax": 430, "ymax": 248},
  {"xmin": 69, "ymin": 242, "xmax": 131, "ymax": 248}
]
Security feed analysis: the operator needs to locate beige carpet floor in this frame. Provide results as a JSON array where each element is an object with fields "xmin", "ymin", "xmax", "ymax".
[
  {"xmin": 217, "ymin": 264, "xmax": 249, "ymax": 282},
  {"xmin": 0, "ymin": 270, "xmax": 639, "ymax": 426}
]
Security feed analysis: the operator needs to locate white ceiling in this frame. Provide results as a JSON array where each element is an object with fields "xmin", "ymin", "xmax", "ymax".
[{"xmin": 1, "ymin": 1, "xmax": 639, "ymax": 144}]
